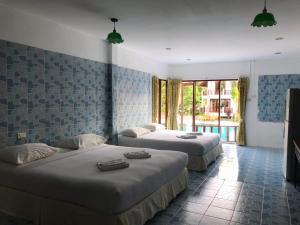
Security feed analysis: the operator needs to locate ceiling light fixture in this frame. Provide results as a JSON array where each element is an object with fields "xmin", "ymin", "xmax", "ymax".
[
  {"xmin": 165, "ymin": 48, "xmax": 172, "ymax": 50},
  {"xmin": 275, "ymin": 37, "xmax": 284, "ymax": 41},
  {"xmin": 251, "ymin": 0, "xmax": 277, "ymax": 27},
  {"xmin": 185, "ymin": 58, "xmax": 192, "ymax": 61},
  {"xmin": 107, "ymin": 18, "xmax": 124, "ymax": 44},
  {"xmin": 274, "ymin": 52, "xmax": 282, "ymax": 55}
]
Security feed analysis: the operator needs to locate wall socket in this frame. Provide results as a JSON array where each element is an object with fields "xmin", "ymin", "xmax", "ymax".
[{"xmin": 17, "ymin": 132, "xmax": 27, "ymax": 140}]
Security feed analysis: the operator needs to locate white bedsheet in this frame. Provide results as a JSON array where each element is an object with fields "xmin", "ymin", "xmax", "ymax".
[
  {"xmin": 118, "ymin": 130, "xmax": 220, "ymax": 156},
  {"xmin": 0, "ymin": 144, "xmax": 188, "ymax": 214}
]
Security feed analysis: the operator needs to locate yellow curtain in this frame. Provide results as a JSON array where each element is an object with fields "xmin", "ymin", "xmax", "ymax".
[
  {"xmin": 152, "ymin": 76, "xmax": 159, "ymax": 123},
  {"xmin": 166, "ymin": 79, "xmax": 182, "ymax": 130},
  {"xmin": 237, "ymin": 77, "xmax": 249, "ymax": 145}
]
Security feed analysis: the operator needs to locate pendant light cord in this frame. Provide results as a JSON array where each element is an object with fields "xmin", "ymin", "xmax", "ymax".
[{"xmin": 263, "ymin": 0, "xmax": 267, "ymax": 12}]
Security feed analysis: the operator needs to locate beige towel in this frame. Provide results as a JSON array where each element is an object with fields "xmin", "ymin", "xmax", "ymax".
[
  {"xmin": 186, "ymin": 132, "xmax": 203, "ymax": 136},
  {"xmin": 124, "ymin": 151, "xmax": 151, "ymax": 159},
  {"xmin": 176, "ymin": 135, "xmax": 197, "ymax": 139},
  {"xmin": 97, "ymin": 159, "xmax": 129, "ymax": 171}
]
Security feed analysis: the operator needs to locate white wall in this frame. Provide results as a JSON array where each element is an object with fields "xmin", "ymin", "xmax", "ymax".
[
  {"xmin": 169, "ymin": 58, "xmax": 300, "ymax": 149},
  {"xmin": 0, "ymin": 4, "xmax": 109, "ymax": 63},
  {"xmin": 111, "ymin": 45, "xmax": 168, "ymax": 77},
  {"xmin": 0, "ymin": 4, "xmax": 168, "ymax": 75},
  {"xmin": 169, "ymin": 61, "xmax": 250, "ymax": 80}
]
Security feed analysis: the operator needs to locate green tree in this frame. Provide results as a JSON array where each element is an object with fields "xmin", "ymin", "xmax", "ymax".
[
  {"xmin": 231, "ymin": 81, "xmax": 238, "ymax": 103},
  {"xmin": 230, "ymin": 81, "xmax": 238, "ymax": 122},
  {"xmin": 182, "ymin": 84, "xmax": 203, "ymax": 116},
  {"xmin": 183, "ymin": 85, "xmax": 193, "ymax": 115}
]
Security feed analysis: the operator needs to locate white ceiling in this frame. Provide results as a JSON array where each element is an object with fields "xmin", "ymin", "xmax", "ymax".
[{"xmin": 1, "ymin": 0, "xmax": 300, "ymax": 64}]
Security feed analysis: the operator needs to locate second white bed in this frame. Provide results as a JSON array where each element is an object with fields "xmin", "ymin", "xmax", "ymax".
[{"xmin": 118, "ymin": 130, "xmax": 223, "ymax": 171}]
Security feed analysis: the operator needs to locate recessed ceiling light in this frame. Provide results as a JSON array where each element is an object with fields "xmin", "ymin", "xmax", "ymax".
[
  {"xmin": 165, "ymin": 48, "xmax": 172, "ymax": 50},
  {"xmin": 274, "ymin": 52, "xmax": 282, "ymax": 55},
  {"xmin": 186, "ymin": 58, "xmax": 192, "ymax": 61},
  {"xmin": 275, "ymin": 37, "xmax": 284, "ymax": 40}
]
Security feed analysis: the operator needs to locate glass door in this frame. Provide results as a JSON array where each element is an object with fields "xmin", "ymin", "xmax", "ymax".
[
  {"xmin": 219, "ymin": 80, "xmax": 239, "ymax": 142},
  {"xmin": 179, "ymin": 82, "xmax": 194, "ymax": 132},
  {"xmin": 195, "ymin": 81, "xmax": 219, "ymax": 134},
  {"xmin": 178, "ymin": 79, "xmax": 239, "ymax": 142}
]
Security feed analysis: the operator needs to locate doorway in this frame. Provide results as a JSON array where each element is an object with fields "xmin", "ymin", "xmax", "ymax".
[{"xmin": 178, "ymin": 80, "xmax": 239, "ymax": 142}]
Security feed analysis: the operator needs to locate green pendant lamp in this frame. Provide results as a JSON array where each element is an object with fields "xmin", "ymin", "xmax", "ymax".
[
  {"xmin": 251, "ymin": 0, "xmax": 277, "ymax": 27},
  {"xmin": 107, "ymin": 18, "xmax": 124, "ymax": 44}
]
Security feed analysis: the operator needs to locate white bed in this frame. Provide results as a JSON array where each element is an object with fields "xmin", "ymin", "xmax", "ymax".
[
  {"xmin": 118, "ymin": 130, "xmax": 223, "ymax": 171},
  {"xmin": 0, "ymin": 144, "xmax": 188, "ymax": 225}
]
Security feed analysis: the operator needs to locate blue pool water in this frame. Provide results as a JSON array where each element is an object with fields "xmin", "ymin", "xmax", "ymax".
[
  {"xmin": 181, "ymin": 124, "xmax": 238, "ymax": 142},
  {"xmin": 196, "ymin": 126, "xmax": 237, "ymax": 142}
]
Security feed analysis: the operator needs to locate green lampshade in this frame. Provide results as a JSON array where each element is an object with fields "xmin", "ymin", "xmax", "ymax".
[
  {"xmin": 107, "ymin": 29, "xmax": 124, "ymax": 44},
  {"xmin": 251, "ymin": 9, "xmax": 277, "ymax": 27}
]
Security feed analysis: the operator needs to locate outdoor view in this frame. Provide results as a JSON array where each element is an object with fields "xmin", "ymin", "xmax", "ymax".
[{"xmin": 178, "ymin": 80, "xmax": 239, "ymax": 142}]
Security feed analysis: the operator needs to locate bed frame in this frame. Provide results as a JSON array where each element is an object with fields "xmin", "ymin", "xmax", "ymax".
[{"xmin": 0, "ymin": 169, "xmax": 188, "ymax": 225}]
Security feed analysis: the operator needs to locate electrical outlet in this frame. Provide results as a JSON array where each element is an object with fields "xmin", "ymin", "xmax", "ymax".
[{"xmin": 17, "ymin": 132, "xmax": 27, "ymax": 140}]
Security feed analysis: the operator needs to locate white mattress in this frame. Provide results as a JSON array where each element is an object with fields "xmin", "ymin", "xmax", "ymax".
[
  {"xmin": 0, "ymin": 144, "xmax": 188, "ymax": 214},
  {"xmin": 118, "ymin": 130, "xmax": 220, "ymax": 156}
]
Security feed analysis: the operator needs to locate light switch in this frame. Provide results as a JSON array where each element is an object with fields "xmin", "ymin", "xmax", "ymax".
[{"xmin": 17, "ymin": 132, "xmax": 27, "ymax": 139}]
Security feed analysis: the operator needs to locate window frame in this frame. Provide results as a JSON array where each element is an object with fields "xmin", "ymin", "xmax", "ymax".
[
  {"xmin": 158, "ymin": 79, "xmax": 238, "ymax": 139},
  {"xmin": 179, "ymin": 79, "xmax": 238, "ymax": 132}
]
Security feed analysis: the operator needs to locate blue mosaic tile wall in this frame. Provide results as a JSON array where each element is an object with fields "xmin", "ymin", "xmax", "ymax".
[
  {"xmin": 258, "ymin": 74, "xmax": 300, "ymax": 122},
  {"xmin": 0, "ymin": 39, "xmax": 152, "ymax": 146},
  {"xmin": 112, "ymin": 65, "xmax": 151, "ymax": 134},
  {"xmin": 0, "ymin": 39, "xmax": 112, "ymax": 145}
]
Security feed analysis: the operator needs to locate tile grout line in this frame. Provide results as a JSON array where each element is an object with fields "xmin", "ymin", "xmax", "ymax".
[
  {"xmin": 259, "ymin": 186, "xmax": 265, "ymax": 225},
  {"xmin": 285, "ymin": 188, "xmax": 292, "ymax": 225},
  {"xmin": 230, "ymin": 178, "xmax": 245, "ymax": 223},
  {"xmin": 197, "ymin": 178, "xmax": 225, "ymax": 225},
  {"xmin": 167, "ymin": 145, "xmax": 262, "ymax": 225},
  {"xmin": 260, "ymin": 151, "xmax": 267, "ymax": 225},
  {"xmin": 196, "ymin": 147, "xmax": 239, "ymax": 224},
  {"xmin": 167, "ymin": 150, "xmax": 226, "ymax": 225},
  {"xmin": 259, "ymin": 149, "xmax": 266, "ymax": 225}
]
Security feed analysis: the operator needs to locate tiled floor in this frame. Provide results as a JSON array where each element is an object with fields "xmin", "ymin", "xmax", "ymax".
[
  {"xmin": 1, "ymin": 144, "xmax": 300, "ymax": 225},
  {"xmin": 146, "ymin": 144, "xmax": 300, "ymax": 225}
]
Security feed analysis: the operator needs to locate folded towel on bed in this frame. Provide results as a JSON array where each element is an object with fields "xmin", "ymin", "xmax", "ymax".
[
  {"xmin": 176, "ymin": 135, "xmax": 197, "ymax": 139},
  {"xmin": 124, "ymin": 150, "xmax": 151, "ymax": 159},
  {"xmin": 97, "ymin": 159, "xmax": 129, "ymax": 171}
]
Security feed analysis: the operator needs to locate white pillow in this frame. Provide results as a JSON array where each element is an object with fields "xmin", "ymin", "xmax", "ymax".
[
  {"xmin": 58, "ymin": 134, "xmax": 107, "ymax": 149},
  {"xmin": 0, "ymin": 143, "xmax": 58, "ymax": 165},
  {"xmin": 120, "ymin": 127, "xmax": 151, "ymax": 138},
  {"xmin": 144, "ymin": 123, "xmax": 166, "ymax": 132}
]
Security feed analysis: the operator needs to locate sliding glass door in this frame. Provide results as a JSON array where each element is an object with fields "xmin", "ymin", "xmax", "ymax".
[
  {"xmin": 194, "ymin": 81, "xmax": 219, "ymax": 134},
  {"xmin": 179, "ymin": 82, "xmax": 194, "ymax": 132},
  {"xmin": 179, "ymin": 79, "xmax": 239, "ymax": 142},
  {"xmin": 219, "ymin": 80, "xmax": 239, "ymax": 142}
]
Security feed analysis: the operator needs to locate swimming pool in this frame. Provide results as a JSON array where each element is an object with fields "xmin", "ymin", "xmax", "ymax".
[{"xmin": 191, "ymin": 126, "xmax": 238, "ymax": 142}]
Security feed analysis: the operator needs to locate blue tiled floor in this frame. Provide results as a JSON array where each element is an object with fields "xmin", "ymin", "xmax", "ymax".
[
  {"xmin": 1, "ymin": 144, "xmax": 300, "ymax": 225},
  {"xmin": 146, "ymin": 144, "xmax": 300, "ymax": 225}
]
